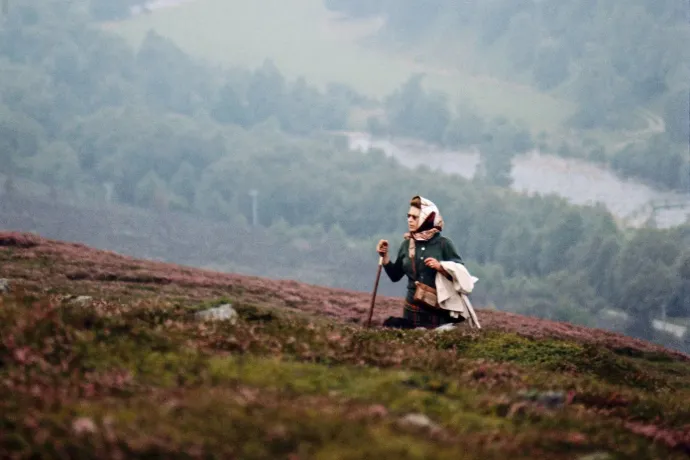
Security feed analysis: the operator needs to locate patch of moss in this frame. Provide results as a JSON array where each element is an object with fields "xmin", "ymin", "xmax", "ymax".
[
  {"xmin": 49, "ymin": 355, "xmax": 681, "ymax": 459},
  {"xmin": 61, "ymin": 390, "xmax": 485, "ymax": 460},
  {"xmin": 208, "ymin": 356, "xmax": 487, "ymax": 424},
  {"xmin": 460, "ymin": 332, "xmax": 583, "ymax": 368},
  {"xmin": 453, "ymin": 332, "xmax": 665, "ymax": 391},
  {"xmin": 3, "ymin": 293, "xmax": 690, "ymax": 459}
]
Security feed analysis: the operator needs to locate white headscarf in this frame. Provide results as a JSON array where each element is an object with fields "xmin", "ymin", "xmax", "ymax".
[{"xmin": 404, "ymin": 196, "xmax": 444, "ymax": 262}]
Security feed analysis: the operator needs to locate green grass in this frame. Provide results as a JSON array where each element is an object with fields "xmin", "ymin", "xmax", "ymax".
[
  {"xmin": 2, "ymin": 289, "xmax": 690, "ymax": 458},
  {"xmin": 2, "ymin": 236, "xmax": 687, "ymax": 458},
  {"xmin": 106, "ymin": 0, "xmax": 575, "ymax": 134}
]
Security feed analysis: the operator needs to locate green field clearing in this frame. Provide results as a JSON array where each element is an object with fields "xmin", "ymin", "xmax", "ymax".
[{"xmin": 106, "ymin": 0, "xmax": 575, "ymax": 134}]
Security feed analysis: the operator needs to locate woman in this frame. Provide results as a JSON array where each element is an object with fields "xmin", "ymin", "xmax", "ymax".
[{"xmin": 376, "ymin": 195, "xmax": 465, "ymax": 329}]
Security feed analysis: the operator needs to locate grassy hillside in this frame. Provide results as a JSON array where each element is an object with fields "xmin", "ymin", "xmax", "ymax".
[
  {"xmin": 106, "ymin": 0, "xmax": 574, "ymax": 134},
  {"xmin": 1, "ymin": 231, "xmax": 689, "ymax": 458}
]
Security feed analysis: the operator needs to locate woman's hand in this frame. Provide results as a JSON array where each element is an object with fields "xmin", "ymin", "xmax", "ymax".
[
  {"xmin": 376, "ymin": 240, "xmax": 390, "ymax": 264},
  {"xmin": 426, "ymin": 258, "xmax": 451, "ymax": 278},
  {"xmin": 424, "ymin": 257, "xmax": 441, "ymax": 270}
]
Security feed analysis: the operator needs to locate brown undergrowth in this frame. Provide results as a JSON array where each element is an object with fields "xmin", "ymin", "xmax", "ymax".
[{"xmin": 1, "ymin": 231, "xmax": 689, "ymax": 459}]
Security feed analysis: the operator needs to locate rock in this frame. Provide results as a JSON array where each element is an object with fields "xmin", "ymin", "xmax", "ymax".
[
  {"xmin": 284, "ymin": 295, "xmax": 302, "ymax": 307},
  {"xmin": 0, "ymin": 278, "xmax": 10, "ymax": 294},
  {"xmin": 538, "ymin": 390, "xmax": 566, "ymax": 409},
  {"xmin": 397, "ymin": 413, "xmax": 438, "ymax": 432},
  {"xmin": 67, "ymin": 296, "xmax": 93, "ymax": 307},
  {"xmin": 517, "ymin": 389, "xmax": 566, "ymax": 409},
  {"xmin": 72, "ymin": 417, "xmax": 98, "ymax": 436},
  {"xmin": 195, "ymin": 304, "xmax": 238, "ymax": 324}
]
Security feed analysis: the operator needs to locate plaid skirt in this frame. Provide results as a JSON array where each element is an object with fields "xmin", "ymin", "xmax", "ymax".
[{"xmin": 403, "ymin": 301, "xmax": 465, "ymax": 329}]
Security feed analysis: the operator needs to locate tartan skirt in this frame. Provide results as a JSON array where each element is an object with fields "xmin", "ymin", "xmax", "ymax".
[{"xmin": 403, "ymin": 301, "xmax": 465, "ymax": 329}]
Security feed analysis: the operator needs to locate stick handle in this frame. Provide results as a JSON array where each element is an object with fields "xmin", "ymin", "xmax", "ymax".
[{"xmin": 366, "ymin": 257, "xmax": 384, "ymax": 328}]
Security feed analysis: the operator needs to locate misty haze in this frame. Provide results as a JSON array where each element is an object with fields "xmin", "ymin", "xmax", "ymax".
[{"xmin": 1, "ymin": 0, "xmax": 690, "ymax": 457}]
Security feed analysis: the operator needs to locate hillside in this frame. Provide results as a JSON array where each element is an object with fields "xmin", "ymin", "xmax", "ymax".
[
  {"xmin": 1, "ymin": 231, "xmax": 690, "ymax": 459},
  {"xmin": 4, "ymin": 0, "xmax": 690, "ymax": 352}
]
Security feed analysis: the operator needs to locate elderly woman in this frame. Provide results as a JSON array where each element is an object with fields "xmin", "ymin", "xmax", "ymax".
[{"xmin": 376, "ymin": 195, "xmax": 465, "ymax": 329}]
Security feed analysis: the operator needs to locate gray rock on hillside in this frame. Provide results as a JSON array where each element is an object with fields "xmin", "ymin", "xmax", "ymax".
[
  {"xmin": 195, "ymin": 304, "xmax": 238, "ymax": 324},
  {"xmin": 65, "ymin": 295, "xmax": 93, "ymax": 307}
]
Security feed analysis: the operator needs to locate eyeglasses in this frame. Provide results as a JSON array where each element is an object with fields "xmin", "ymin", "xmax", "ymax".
[{"xmin": 407, "ymin": 214, "xmax": 419, "ymax": 220}]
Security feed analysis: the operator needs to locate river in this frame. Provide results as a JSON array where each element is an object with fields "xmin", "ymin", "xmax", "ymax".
[{"xmin": 345, "ymin": 132, "xmax": 690, "ymax": 228}]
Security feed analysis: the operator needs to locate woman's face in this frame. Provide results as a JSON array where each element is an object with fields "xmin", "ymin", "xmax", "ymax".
[{"xmin": 407, "ymin": 206, "xmax": 421, "ymax": 232}]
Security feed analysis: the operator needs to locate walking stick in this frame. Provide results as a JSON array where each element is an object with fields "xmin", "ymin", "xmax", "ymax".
[{"xmin": 366, "ymin": 256, "xmax": 384, "ymax": 328}]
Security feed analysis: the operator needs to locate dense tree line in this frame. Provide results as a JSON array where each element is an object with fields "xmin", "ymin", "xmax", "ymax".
[
  {"xmin": 86, "ymin": 0, "xmax": 690, "ymax": 191},
  {"xmin": 374, "ymin": 73, "xmax": 689, "ymax": 192},
  {"xmin": 371, "ymin": 73, "xmax": 534, "ymax": 187},
  {"xmin": 324, "ymin": 0, "xmax": 687, "ymax": 111},
  {"xmin": 1, "ymin": 0, "xmax": 689, "ymax": 348},
  {"xmin": 325, "ymin": 0, "xmax": 690, "ymax": 191}
]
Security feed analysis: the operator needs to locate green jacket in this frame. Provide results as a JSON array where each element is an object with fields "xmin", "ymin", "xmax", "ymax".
[{"xmin": 383, "ymin": 233, "xmax": 464, "ymax": 304}]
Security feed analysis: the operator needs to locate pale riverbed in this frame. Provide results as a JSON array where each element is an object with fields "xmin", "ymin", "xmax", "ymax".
[{"xmin": 346, "ymin": 132, "xmax": 690, "ymax": 228}]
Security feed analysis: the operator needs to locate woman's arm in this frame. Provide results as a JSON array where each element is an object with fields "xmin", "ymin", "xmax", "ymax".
[
  {"xmin": 383, "ymin": 241, "xmax": 406, "ymax": 282},
  {"xmin": 438, "ymin": 237, "xmax": 464, "ymax": 279},
  {"xmin": 442, "ymin": 237, "xmax": 464, "ymax": 264}
]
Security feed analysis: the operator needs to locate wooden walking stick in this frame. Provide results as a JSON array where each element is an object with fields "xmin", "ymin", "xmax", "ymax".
[{"xmin": 366, "ymin": 255, "xmax": 384, "ymax": 328}]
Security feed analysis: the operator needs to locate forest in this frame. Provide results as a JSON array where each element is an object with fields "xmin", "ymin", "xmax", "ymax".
[
  {"xmin": 323, "ymin": 0, "xmax": 690, "ymax": 190},
  {"xmin": 1, "ymin": 0, "xmax": 689, "ymax": 351}
]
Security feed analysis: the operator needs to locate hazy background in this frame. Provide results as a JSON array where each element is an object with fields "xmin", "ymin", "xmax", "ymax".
[{"xmin": 1, "ymin": 0, "xmax": 689, "ymax": 352}]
